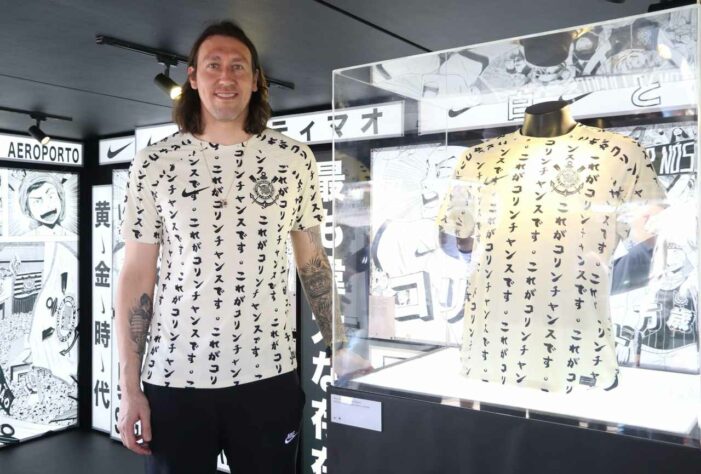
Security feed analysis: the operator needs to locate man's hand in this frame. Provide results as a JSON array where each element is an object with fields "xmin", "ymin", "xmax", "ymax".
[
  {"xmin": 116, "ymin": 241, "xmax": 158, "ymax": 456},
  {"xmin": 118, "ymin": 390, "xmax": 152, "ymax": 455},
  {"xmin": 334, "ymin": 348, "xmax": 373, "ymax": 378}
]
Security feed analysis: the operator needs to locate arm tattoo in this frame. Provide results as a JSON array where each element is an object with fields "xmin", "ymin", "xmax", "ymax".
[
  {"xmin": 129, "ymin": 293, "xmax": 153, "ymax": 360},
  {"xmin": 298, "ymin": 230, "xmax": 345, "ymax": 347},
  {"xmin": 305, "ymin": 229, "xmax": 324, "ymax": 253}
]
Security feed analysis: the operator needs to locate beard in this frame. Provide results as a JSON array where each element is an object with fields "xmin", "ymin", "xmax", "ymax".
[
  {"xmin": 205, "ymin": 96, "xmax": 251, "ymax": 124},
  {"xmin": 210, "ymin": 106, "xmax": 245, "ymax": 122}
]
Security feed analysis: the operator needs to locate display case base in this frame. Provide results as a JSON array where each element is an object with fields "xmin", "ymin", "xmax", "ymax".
[
  {"xmin": 355, "ymin": 347, "xmax": 699, "ymax": 436},
  {"xmin": 328, "ymin": 384, "xmax": 701, "ymax": 474}
]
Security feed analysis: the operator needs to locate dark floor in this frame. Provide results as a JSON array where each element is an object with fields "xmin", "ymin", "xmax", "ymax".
[{"xmin": 0, "ymin": 429, "xmax": 144, "ymax": 474}]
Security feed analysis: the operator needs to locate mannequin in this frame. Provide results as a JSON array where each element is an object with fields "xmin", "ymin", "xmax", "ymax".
[
  {"xmin": 520, "ymin": 100, "xmax": 578, "ymax": 138},
  {"xmin": 440, "ymin": 101, "xmax": 577, "ymax": 256},
  {"xmin": 438, "ymin": 105, "xmax": 665, "ymax": 393}
]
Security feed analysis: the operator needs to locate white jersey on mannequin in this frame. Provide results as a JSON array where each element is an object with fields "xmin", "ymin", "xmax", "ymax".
[{"xmin": 439, "ymin": 123, "xmax": 665, "ymax": 393}]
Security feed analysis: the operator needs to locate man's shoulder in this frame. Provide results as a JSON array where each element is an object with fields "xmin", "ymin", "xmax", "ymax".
[
  {"xmin": 134, "ymin": 131, "xmax": 193, "ymax": 165},
  {"xmin": 140, "ymin": 130, "xmax": 192, "ymax": 153},
  {"xmin": 255, "ymin": 128, "xmax": 313, "ymax": 161}
]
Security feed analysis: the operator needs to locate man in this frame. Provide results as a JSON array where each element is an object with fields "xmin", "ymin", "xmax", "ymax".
[
  {"xmin": 18, "ymin": 173, "xmax": 76, "ymax": 238},
  {"xmin": 116, "ymin": 21, "xmax": 365, "ymax": 474}
]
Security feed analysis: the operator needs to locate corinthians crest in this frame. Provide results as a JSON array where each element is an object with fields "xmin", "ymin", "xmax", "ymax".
[
  {"xmin": 550, "ymin": 161, "xmax": 585, "ymax": 196},
  {"xmin": 250, "ymin": 172, "xmax": 280, "ymax": 208}
]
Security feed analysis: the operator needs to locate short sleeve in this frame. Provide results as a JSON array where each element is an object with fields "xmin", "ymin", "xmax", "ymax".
[
  {"xmin": 120, "ymin": 150, "xmax": 163, "ymax": 244},
  {"xmin": 616, "ymin": 138, "xmax": 666, "ymax": 241},
  {"xmin": 436, "ymin": 149, "xmax": 477, "ymax": 238},
  {"xmin": 293, "ymin": 145, "xmax": 325, "ymax": 231},
  {"xmin": 623, "ymin": 139, "xmax": 666, "ymax": 204}
]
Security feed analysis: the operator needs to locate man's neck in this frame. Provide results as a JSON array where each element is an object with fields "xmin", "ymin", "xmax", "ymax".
[{"xmin": 196, "ymin": 117, "xmax": 252, "ymax": 146}]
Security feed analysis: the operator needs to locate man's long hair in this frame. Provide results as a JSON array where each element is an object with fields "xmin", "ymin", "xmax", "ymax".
[{"xmin": 174, "ymin": 21, "xmax": 271, "ymax": 135}]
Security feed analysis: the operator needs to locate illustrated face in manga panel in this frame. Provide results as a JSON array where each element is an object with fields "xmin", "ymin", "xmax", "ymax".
[
  {"xmin": 25, "ymin": 181, "xmax": 62, "ymax": 227},
  {"xmin": 13, "ymin": 172, "xmax": 76, "ymax": 238}
]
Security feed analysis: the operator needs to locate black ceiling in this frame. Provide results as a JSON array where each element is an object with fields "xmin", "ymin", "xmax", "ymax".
[{"xmin": 0, "ymin": 0, "xmax": 655, "ymax": 141}]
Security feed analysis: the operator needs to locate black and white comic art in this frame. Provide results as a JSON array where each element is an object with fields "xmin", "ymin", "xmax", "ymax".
[
  {"xmin": 0, "ymin": 169, "xmax": 78, "ymax": 446},
  {"xmin": 370, "ymin": 7, "xmax": 697, "ymax": 133},
  {"xmin": 369, "ymin": 144, "xmax": 471, "ymax": 344},
  {"xmin": 610, "ymin": 122, "xmax": 699, "ymax": 374},
  {"xmin": 7, "ymin": 170, "xmax": 78, "ymax": 239}
]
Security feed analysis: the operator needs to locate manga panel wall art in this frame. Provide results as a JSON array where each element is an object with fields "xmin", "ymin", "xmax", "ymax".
[
  {"xmin": 0, "ymin": 168, "xmax": 79, "ymax": 446},
  {"xmin": 610, "ymin": 122, "xmax": 699, "ymax": 375},
  {"xmin": 370, "ymin": 9, "xmax": 697, "ymax": 133},
  {"xmin": 369, "ymin": 144, "xmax": 471, "ymax": 345}
]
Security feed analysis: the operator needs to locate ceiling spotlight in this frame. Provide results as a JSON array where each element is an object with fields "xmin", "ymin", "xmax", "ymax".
[
  {"xmin": 96, "ymin": 34, "xmax": 296, "ymax": 95},
  {"xmin": 28, "ymin": 115, "xmax": 50, "ymax": 145},
  {"xmin": 0, "ymin": 106, "xmax": 71, "ymax": 141},
  {"xmin": 154, "ymin": 60, "xmax": 182, "ymax": 99},
  {"xmin": 154, "ymin": 71, "xmax": 182, "ymax": 99},
  {"xmin": 28, "ymin": 124, "xmax": 50, "ymax": 144}
]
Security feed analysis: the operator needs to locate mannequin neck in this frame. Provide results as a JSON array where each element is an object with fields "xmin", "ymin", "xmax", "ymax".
[{"xmin": 520, "ymin": 101, "xmax": 578, "ymax": 138}]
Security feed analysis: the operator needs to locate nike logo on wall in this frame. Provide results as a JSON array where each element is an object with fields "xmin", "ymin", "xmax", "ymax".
[
  {"xmin": 558, "ymin": 92, "xmax": 593, "ymax": 105},
  {"xmin": 284, "ymin": 431, "xmax": 298, "ymax": 445},
  {"xmin": 447, "ymin": 105, "xmax": 476, "ymax": 118},
  {"xmin": 107, "ymin": 142, "xmax": 131, "ymax": 159},
  {"xmin": 182, "ymin": 187, "xmax": 209, "ymax": 198}
]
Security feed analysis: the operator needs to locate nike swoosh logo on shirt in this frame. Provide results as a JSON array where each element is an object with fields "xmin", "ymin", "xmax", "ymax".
[
  {"xmin": 182, "ymin": 187, "xmax": 209, "ymax": 198},
  {"xmin": 107, "ymin": 142, "xmax": 131, "ymax": 158}
]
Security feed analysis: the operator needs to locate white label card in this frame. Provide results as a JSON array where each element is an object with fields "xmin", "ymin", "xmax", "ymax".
[{"xmin": 330, "ymin": 394, "xmax": 382, "ymax": 432}]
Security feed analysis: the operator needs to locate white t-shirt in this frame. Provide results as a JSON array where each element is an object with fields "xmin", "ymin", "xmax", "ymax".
[
  {"xmin": 121, "ymin": 129, "xmax": 323, "ymax": 388},
  {"xmin": 439, "ymin": 123, "xmax": 665, "ymax": 393}
]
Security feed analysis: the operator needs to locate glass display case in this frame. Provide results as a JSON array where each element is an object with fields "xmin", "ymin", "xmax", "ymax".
[{"xmin": 332, "ymin": 5, "xmax": 700, "ymax": 445}]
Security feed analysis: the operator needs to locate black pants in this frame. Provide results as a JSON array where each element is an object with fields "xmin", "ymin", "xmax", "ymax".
[{"xmin": 143, "ymin": 371, "xmax": 305, "ymax": 474}]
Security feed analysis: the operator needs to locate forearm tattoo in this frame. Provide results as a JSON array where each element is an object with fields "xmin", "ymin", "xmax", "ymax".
[
  {"xmin": 298, "ymin": 230, "xmax": 346, "ymax": 347},
  {"xmin": 129, "ymin": 293, "xmax": 153, "ymax": 360},
  {"xmin": 305, "ymin": 228, "xmax": 324, "ymax": 253}
]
